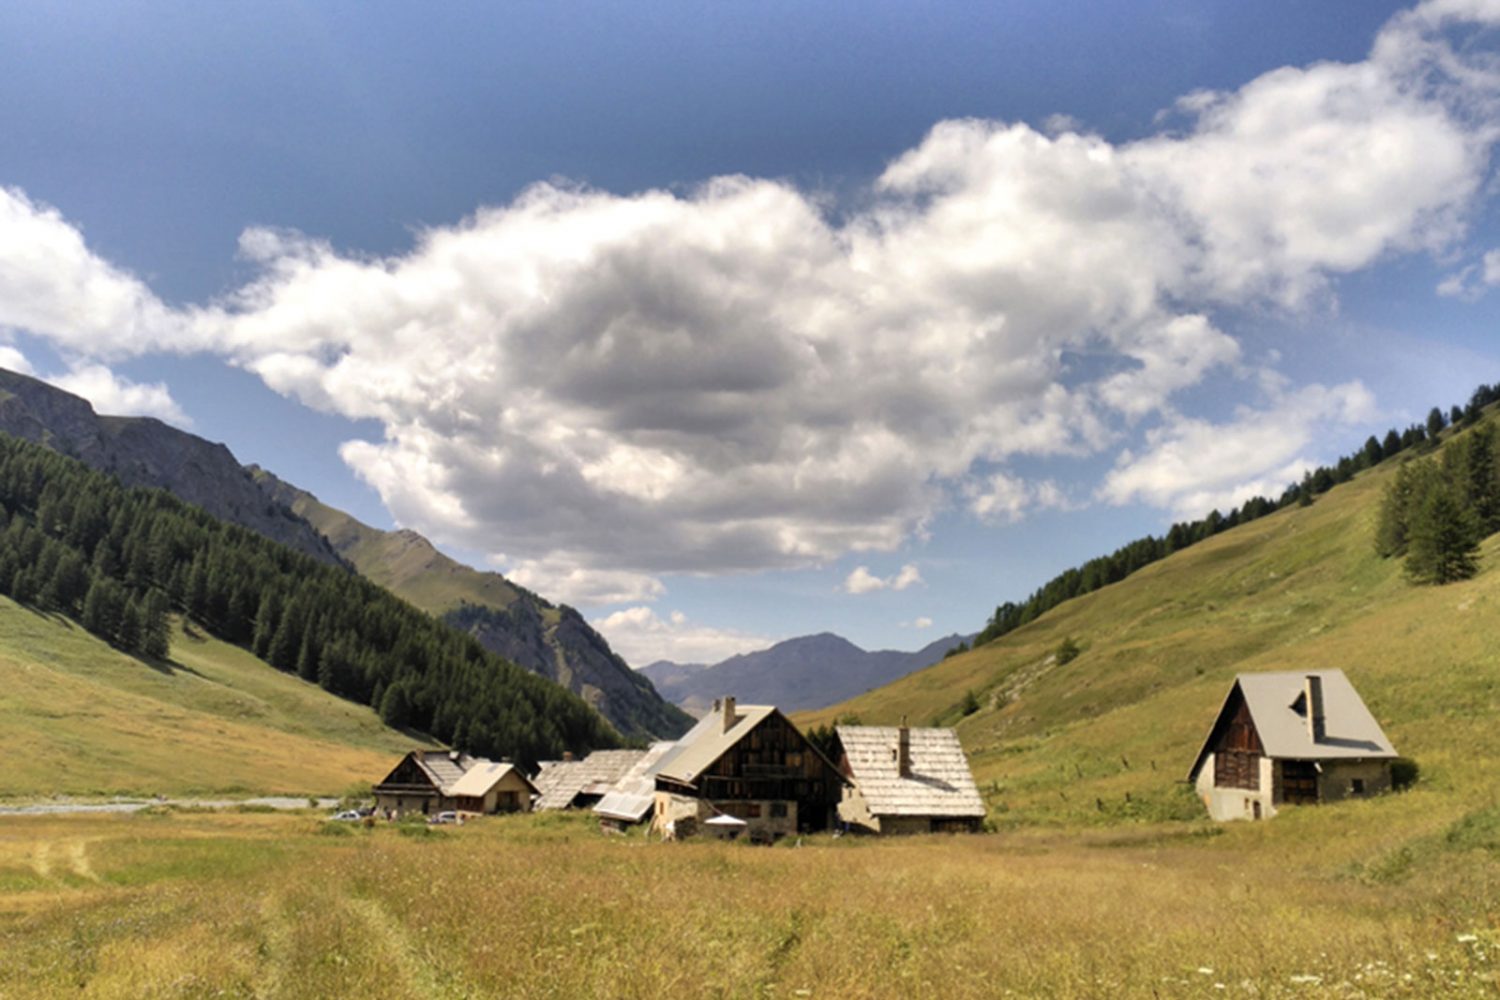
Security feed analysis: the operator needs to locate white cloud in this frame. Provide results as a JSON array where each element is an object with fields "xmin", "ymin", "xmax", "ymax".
[
  {"xmin": 902, "ymin": 616, "xmax": 935, "ymax": 630},
  {"xmin": 1436, "ymin": 248, "xmax": 1500, "ymax": 298},
  {"xmin": 1099, "ymin": 381, "xmax": 1377, "ymax": 518},
  {"xmin": 504, "ymin": 559, "xmax": 665, "ymax": 607},
  {"xmin": 965, "ymin": 472, "xmax": 1072, "ymax": 524},
  {"xmin": 0, "ymin": 345, "xmax": 33, "ymax": 375},
  {"xmin": 842, "ymin": 563, "xmax": 924, "ymax": 594},
  {"xmin": 46, "ymin": 363, "xmax": 192, "ymax": 427},
  {"xmin": 589, "ymin": 606, "xmax": 773, "ymax": 667},
  {"xmin": 0, "ymin": 2, "xmax": 1494, "ymax": 592}
]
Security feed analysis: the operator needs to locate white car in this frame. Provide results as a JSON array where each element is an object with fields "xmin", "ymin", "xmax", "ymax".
[{"xmin": 331, "ymin": 810, "xmax": 362, "ymax": 821}]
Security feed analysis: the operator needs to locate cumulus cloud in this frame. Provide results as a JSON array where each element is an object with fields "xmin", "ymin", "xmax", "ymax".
[
  {"xmin": 0, "ymin": 344, "xmax": 34, "ymax": 376},
  {"xmin": 1438, "ymin": 248, "xmax": 1500, "ymax": 298},
  {"xmin": 1099, "ymin": 381, "xmax": 1378, "ymax": 518},
  {"xmin": 842, "ymin": 563, "xmax": 923, "ymax": 594},
  {"xmin": 965, "ymin": 472, "xmax": 1072, "ymax": 524},
  {"xmin": 0, "ymin": 2, "xmax": 1496, "ymax": 601},
  {"xmin": 45, "ymin": 363, "xmax": 193, "ymax": 427},
  {"xmin": 589, "ymin": 606, "xmax": 773, "ymax": 667},
  {"xmin": 902, "ymin": 616, "xmax": 935, "ymax": 629}
]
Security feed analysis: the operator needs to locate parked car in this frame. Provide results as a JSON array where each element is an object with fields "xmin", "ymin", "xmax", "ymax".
[
  {"xmin": 331, "ymin": 810, "xmax": 362, "ymax": 821},
  {"xmin": 430, "ymin": 811, "xmax": 458, "ymax": 825}
]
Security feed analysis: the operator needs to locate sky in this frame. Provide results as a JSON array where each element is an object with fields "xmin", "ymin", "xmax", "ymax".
[{"xmin": 1, "ymin": 1, "xmax": 1499, "ymax": 667}]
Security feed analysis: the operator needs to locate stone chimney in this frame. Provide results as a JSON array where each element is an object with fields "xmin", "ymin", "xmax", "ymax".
[
  {"xmin": 563, "ymin": 750, "xmax": 575, "ymax": 763},
  {"xmin": 1305, "ymin": 675, "xmax": 1326, "ymax": 744},
  {"xmin": 722, "ymin": 696, "xmax": 737, "ymax": 734},
  {"xmin": 897, "ymin": 715, "xmax": 911, "ymax": 777}
]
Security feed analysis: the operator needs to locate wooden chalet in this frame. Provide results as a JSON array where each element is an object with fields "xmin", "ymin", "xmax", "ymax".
[
  {"xmin": 1188, "ymin": 670, "xmax": 1398, "ymax": 821},
  {"xmin": 373, "ymin": 750, "xmax": 537, "ymax": 818},
  {"xmin": 533, "ymin": 749, "xmax": 647, "ymax": 811},
  {"xmin": 833, "ymin": 723, "xmax": 986, "ymax": 834},
  {"xmin": 652, "ymin": 697, "xmax": 845, "ymax": 842}
]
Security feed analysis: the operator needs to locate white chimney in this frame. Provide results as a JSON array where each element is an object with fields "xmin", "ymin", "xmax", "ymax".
[
  {"xmin": 722, "ymin": 696, "xmax": 737, "ymax": 734},
  {"xmin": 1305, "ymin": 675, "xmax": 1326, "ymax": 743}
]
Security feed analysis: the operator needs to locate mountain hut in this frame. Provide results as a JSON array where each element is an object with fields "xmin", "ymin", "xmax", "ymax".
[{"xmin": 833, "ymin": 723, "xmax": 986, "ymax": 834}]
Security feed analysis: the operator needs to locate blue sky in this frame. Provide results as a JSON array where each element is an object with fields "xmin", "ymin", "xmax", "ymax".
[{"xmin": 1, "ymin": 1, "xmax": 1497, "ymax": 665}]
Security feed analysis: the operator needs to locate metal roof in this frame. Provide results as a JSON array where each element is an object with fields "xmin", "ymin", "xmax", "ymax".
[
  {"xmin": 836, "ymin": 726, "xmax": 986, "ymax": 818},
  {"xmin": 592, "ymin": 741, "xmax": 677, "ymax": 823},
  {"xmin": 1187, "ymin": 669, "xmax": 1398, "ymax": 781},
  {"xmin": 653, "ymin": 704, "xmax": 778, "ymax": 785},
  {"xmin": 447, "ymin": 761, "xmax": 536, "ymax": 799},
  {"xmin": 533, "ymin": 750, "xmax": 647, "ymax": 810}
]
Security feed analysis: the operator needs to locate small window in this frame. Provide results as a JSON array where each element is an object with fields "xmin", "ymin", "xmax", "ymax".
[
  {"xmin": 1351, "ymin": 778, "xmax": 1365, "ymax": 796},
  {"xmin": 745, "ymin": 803, "xmax": 762, "ymax": 819},
  {"xmin": 770, "ymin": 801, "xmax": 787, "ymax": 818}
]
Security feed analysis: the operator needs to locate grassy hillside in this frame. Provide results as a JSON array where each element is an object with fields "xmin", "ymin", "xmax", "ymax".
[
  {"xmin": 283, "ymin": 486, "xmax": 534, "ymax": 618},
  {"xmin": 0, "ymin": 598, "xmax": 426, "ymax": 799},
  {"xmin": 799, "ymin": 417, "xmax": 1500, "ymax": 828}
]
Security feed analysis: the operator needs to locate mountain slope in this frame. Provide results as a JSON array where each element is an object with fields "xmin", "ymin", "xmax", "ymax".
[
  {"xmin": 798, "ymin": 415, "xmax": 1500, "ymax": 830},
  {"xmin": 0, "ymin": 597, "xmax": 426, "ymax": 798},
  {"xmin": 0, "ymin": 369, "xmax": 343, "ymax": 567},
  {"xmin": 643, "ymin": 631, "xmax": 974, "ymax": 715},
  {"xmin": 254, "ymin": 470, "xmax": 692, "ymax": 740}
]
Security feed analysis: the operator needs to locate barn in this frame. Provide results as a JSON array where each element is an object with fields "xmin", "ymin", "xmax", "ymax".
[
  {"xmin": 833, "ymin": 724, "xmax": 986, "ymax": 834},
  {"xmin": 1187, "ymin": 670, "xmax": 1399, "ymax": 821},
  {"xmin": 652, "ymin": 697, "xmax": 845, "ymax": 842}
]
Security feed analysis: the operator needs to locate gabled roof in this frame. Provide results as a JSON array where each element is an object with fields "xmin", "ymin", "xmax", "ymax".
[
  {"xmin": 1187, "ymin": 670, "xmax": 1398, "ymax": 781},
  {"xmin": 448, "ymin": 760, "xmax": 537, "ymax": 799},
  {"xmin": 533, "ymin": 749, "xmax": 647, "ymax": 810},
  {"xmin": 653, "ymin": 704, "xmax": 779, "ymax": 785},
  {"xmin": 593, "ymin": 741, "xmax": 677, "ymax": 823},
  {"xmin": 374, "ymin": 750, "xmax": 478, "ymax": 795},
  {"xmin": 836, "ymin": 726, "xmax": 986, "ymax": 819}
]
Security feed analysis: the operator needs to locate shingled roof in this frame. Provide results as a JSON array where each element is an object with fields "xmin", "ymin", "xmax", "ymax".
[
  {"xmin": 533, "ymin": 749, "xmax": 647, "ymax": 810},
  {"xmin": 837, "ymin": 726, "xmax": 986, "ymax": 819},
  {"xmin": 448, "ymin": 760, "xmax": 537, "ymax": 799},
  {"xmin": 653, "ymin": 703, "xmax": 778, "ymax": 785},
  {"xmin": 1187, "ymin": 670, "xmax": 1398, "ymax": 781}
]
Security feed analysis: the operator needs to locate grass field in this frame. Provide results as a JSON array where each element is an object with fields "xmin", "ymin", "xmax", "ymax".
[
  {"xmin": 0, "ymin": 600, "xmax": 426, "ymax": 799},
  {"xmin": 799, "ymin": 426, "xmax": 1500, "ymax": 831},
  {"xmin": 2, "ymin": 807, "xmax": 1500, "ymax": 998}
]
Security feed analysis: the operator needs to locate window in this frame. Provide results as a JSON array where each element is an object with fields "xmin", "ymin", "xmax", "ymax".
[
  {"xmin": 1350, "ymin": 778, "xmax": 1365, "ymax": 796},
  {"xmin": 745, "ymin": 803, "xmax": 762, "ymax": 818},
  {"xmin": 770, "ymin": 801, "xmax": 787, "ymax": 818}
]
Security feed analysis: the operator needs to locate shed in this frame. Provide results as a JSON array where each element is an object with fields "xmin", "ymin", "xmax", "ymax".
[
  {"xmin": 834, "ymin": 724, "xmax": 986, "ymax": 834},
  {"xmin": 1187, "ymin": 670, "xmax": 1399, "ymax": 821},
  {"xmin": 447, "ymin": 760, "xmax": 538, "ymax": 815}
]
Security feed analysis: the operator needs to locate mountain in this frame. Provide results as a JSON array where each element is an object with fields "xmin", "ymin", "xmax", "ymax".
[
  {"xmin": 796, "ymin": 406, "xmax": 1500, "ymax": 829},
  {"xmin": 0, "ymin": 431, "xmax": 618, "ymax": 782},
  {"xmin": 0, "ymin": 369, "xmax": 344, "ymax": 567},
  {"xmin": 254, "ymin": 470, "xmax": 693, "ymax": 741},
  {"xmin": 641, "ymin": 632, "xmax": 974, "ymax": 716},
  {"xmin": 0, "ymin": 368, "xmax": 688, "ymax": 741}
]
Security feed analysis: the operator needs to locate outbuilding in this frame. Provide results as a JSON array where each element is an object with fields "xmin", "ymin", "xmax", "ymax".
[
  {"xmin": 1187, "ymin": 670, "xmax": 1398, "ymax": 821},
  {"xmin": 833, "ymin": 723, "xmax": 986, "ymax": 834},
  {"xmin": 373, "ymin": 750, "xmax": 536, "ymax": 818}
]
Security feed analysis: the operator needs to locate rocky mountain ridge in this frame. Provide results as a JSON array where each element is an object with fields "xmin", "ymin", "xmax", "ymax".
[{"xmin": 642, "ymin": 630, "xmax": 975, "ymax": 716}]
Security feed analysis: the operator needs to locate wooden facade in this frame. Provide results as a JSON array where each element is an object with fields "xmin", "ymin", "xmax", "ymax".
[{"xmin": 656, "ymin": 707, "xmax": 844, "ymax": 840}]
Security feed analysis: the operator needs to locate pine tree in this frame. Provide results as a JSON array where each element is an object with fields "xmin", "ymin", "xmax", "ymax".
[
  {"xmin": 140, "ymin": 589, "xmax": 172, "ymax": 660},
  {"xmin": 1405, "ymin": 480, "xmax": 1480, "ymax": 584},
  {"xmin": 1427, "ymin": 406, "xmax": 1448, "ymax": 440}
]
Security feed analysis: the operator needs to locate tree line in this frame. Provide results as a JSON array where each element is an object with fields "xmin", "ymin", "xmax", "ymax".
[
  {"xmin": 0, "ymin": 433, "xmax": 618, "ymax": 765},
  {"xmin": 965, "ymin": 383, "xmax": 1500, "ymax": 651}
]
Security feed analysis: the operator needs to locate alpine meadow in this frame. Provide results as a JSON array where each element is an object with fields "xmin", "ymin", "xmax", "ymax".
[{"xmin": 5, "ymin": 2, "xmax": 1500, "ymax": 998}]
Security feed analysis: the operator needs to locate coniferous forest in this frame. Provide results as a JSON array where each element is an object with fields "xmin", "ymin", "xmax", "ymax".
[{"xmin": 0, "ymin": 431, "xmax": 618, "ymax": 766}]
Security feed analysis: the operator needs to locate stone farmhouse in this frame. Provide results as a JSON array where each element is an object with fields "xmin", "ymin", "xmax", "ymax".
[
  {"xmin": 372, "ymin": 750, "xmax": 537, "ymax": 818},
  {"xmin": 833, "ymin": 723, "xmax": 986, "ymax": 834},
  {"xmin": 1188, "ymin": 670, "xmax": 1398, "ymax": 821}
]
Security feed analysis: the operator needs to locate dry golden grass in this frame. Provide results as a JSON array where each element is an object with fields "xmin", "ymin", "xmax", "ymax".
[{"xmin": 3, "ymin": 809, "xmax": 1500, "ymax": 998}]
